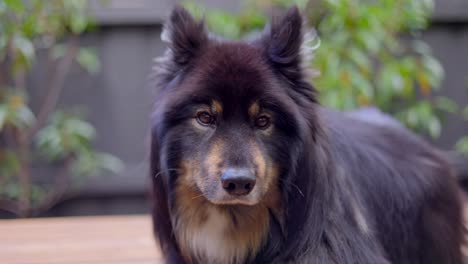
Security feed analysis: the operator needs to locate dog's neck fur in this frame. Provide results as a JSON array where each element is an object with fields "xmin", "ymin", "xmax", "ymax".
[{"xmin": 172, "ymin": 183, "xmax": 282, "ymax": 264}]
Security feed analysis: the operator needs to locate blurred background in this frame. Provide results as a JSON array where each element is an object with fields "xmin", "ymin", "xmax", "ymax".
[{"xmin": 0, "ymin": 0, "xmax": 467, "ymax": 219}]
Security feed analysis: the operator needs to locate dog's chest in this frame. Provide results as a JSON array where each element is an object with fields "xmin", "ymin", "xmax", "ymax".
[
  {"xmin": 176, "ymin": 208, "xmax": 247, "ymax": 264},
  {"xmin": 189, "ymin": 210, "xmax": 234, "ymax": 262}
]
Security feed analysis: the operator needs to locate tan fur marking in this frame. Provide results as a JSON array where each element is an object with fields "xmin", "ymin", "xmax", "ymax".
[
  {"xmin": 211, "ymin": 100, "xmax": 223, "ymax": 115},
  {"xmin": 248, "ymin": 101, "xmax": 260, "ymax": 118},
  {"xmin": 251, "ymin": 142, "xmax": 283, "ymax": 226},
  {"xmin": 203, "ymin": 140, "xmax": 223, "ymax": 189},
  {"xmin": 251, "ymin": 142, "xmax": 267, "ymax": 180}
]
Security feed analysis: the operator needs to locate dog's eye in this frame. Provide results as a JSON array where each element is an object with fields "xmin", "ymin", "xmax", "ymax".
[
  {"xmin": 255, "ymin": 116, "xmax": 270, "ymax": 129},
  {"xmin": 197, "ymin": 111, "xmax": 214, "ymax": 126}
]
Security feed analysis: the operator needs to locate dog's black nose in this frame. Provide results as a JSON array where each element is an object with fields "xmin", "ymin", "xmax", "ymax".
[{"xmin": 221, "ymin": 168, "xmax": 256, "ymax": 196}]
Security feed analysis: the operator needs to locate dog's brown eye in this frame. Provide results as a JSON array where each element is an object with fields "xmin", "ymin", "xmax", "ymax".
[
  {"xmin": 197, "ymin": 111, "xmax": 214, "ymax": 126},
  {"xmin": 255, "ymin": 116, "xmax": 270, "ymax": 129}
]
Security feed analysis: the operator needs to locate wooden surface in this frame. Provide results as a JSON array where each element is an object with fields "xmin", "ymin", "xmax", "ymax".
[
  {"xmin": 0, "ymin": 213, "xmax": 467, "ymax": 264},
  {"xmin": 0, "ymin": 215, "xmax": 161, "ymax": 264}
]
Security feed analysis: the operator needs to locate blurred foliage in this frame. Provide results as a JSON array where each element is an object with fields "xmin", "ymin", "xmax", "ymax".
[
  {"xmin": 0, "ymin": 91, "xmax": 35, "ymax": 129},
  {"xmin": 0, "ymin": 0, "xmax": 122, "ymax": 217},
  {"xmin": 36, "ymin": 112, "xmax": 98, "ymax": 161},
  {"xmin": 36, "ymin": 112, "xmax": 122, "ymax": 176},
  {"xmin": 455, "ymin": 96, "xmax": 468, "ymax": 155},
  {"xmin": 456, "ymin": 137, "xmax": 468, "ymax": 155},
  {"xmin": 184, "ymin": 0, "xmax": 467, "ymax": 145}
]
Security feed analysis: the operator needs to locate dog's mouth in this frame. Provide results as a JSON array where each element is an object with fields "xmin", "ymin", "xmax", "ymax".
[
  {"xmin": 205, "ymin": 194, "xmax": 261, "ymax": 206},
  {"xmin": 197, "ymin": 182, "xmax": 263, "ymax": 206}
]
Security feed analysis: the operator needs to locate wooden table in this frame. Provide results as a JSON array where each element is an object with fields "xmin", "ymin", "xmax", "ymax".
[
  {"xmin": 0, "ymin": 215, "xmax": 161, "ymax": 264},
  {"xmin": 1, "ymin": 214, "xmax": 467, "ymax": 264}
]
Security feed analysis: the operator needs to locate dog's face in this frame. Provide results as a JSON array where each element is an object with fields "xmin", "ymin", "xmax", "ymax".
[
  {"xmin": 153, "ymin": 6, "xmax": 313, "ymax": 207},
  {"xmin": 160, "ymin": 49, "xmax": 292, "ymax": 206}
]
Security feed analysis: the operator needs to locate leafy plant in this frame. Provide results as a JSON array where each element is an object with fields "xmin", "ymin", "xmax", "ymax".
[
  {"xmin": 0, "ymin": 0, "xmax": 122, "ymax": 217},
  {"xmin": 455, "ymin": 99, "xmax": 468, "ymax": 155},
  {"xmin": 184, "ymin": 0, "xmax": 460, "ymax": 140}
]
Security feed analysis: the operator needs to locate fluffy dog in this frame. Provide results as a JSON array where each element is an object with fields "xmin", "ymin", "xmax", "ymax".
[{"xmin": 149, "ymin": 5, "xmax": 464, "ymax": 264}]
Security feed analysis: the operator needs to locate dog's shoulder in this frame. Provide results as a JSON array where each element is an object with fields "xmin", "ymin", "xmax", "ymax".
[
  {"xmin": 319, "ymin": 106, "xmax": 452, "ymax": 204},
  {"xmin": 320, "ymin": 106, "xmax": 445, "ymax": 166}
]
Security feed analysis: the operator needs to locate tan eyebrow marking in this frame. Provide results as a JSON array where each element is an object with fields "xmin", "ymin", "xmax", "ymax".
[
  {"xmin": 211, "ymin": 100, "xmax": 223, "ymax": 114},
  {"xmin": 248, "ymin": 101, "xmax": 260, "ymax": 118}
]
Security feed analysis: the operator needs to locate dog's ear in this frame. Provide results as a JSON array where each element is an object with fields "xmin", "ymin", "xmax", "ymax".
[
  {"xmin": 262, "ymin": 6, "xmax": 319, "ymax": 102},
  {"xmin": 162, "ymin": 5, "xmax": 208, "ymax": 67},
  {"xmin": 263, "ymin": 6, "xmax": 304, "ymax": 82}
]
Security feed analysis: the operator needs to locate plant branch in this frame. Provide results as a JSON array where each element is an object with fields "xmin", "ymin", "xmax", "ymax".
[
  {"xmin": 26, "ymin": 36, "xmax": 79, "ymax": 142},
  {"xmin": 0, "ymin": 199, "xmax": 20, "ymax": 216},
  {"xmin": 0, "ymin": 62, "xmax": 8, "ymax": 89},
  {"xmin": 33, "ymin": 155, "xmax": 74, "ymax": 215},
  {"xmin": 14, "ymin": 70, "xmax": 26, "ymax": 92},
  {"xmin": 16, "ymin": 128, "xmax": 31, "ymax": 217},
  {"xmin": 0, "ymin": 39, "xmax": 14, "ymax": 89}
]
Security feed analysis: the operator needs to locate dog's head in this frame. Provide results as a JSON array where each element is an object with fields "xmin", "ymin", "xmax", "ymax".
[{"xmin": 152, "ymin": 6, "xmax": 318, "ymax": 207}]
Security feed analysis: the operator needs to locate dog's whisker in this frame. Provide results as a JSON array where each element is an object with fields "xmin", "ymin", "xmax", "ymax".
[
  {"xmin": 154, "ymin": 168, "xmax": 182, "ymax": 179},
  {"xmin": 153, "ymin": 171, "xmax": 163, "ymax": 179},
  {"xmin": 279, "ymin": 178, "xmax": 305, "ymax": 198},
  {"xmin": 191, "ymin": 194, "xmax": 204, "ymax": 200}
]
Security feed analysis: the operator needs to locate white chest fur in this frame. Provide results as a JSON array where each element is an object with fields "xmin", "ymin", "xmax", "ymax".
[{"xmin": 175, "ymin": 208, "xmax": 249, "ymax": 264}]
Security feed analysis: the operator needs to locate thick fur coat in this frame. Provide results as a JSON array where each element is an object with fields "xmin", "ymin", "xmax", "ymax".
[{"xmin": 149, "ymin": 6, "xmax": 464, "ymax": 264}]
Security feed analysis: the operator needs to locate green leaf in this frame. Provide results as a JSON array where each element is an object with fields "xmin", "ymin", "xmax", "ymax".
[
  {"xmin": 293, "ymin": 0, "xmax": 309, "ymax": 9},
  {"xmin": 70, "ymin": 14, "xmax": 88, "ymax": 34},
  {"xmin": 422, "ymin": 56, "xmax": 444, "ymax": 88},
  {"xmin": 76, "ymin": 48, "xmax": 101, "ymax": 74},
  {"xmin": 206, "ymin": 11, "xmax": 241, "ymax": 39},
  {"xmin": 52, "ymin": 44, "xmax": 66, "ymax": 60},
  {"xmin": 182, "ymin": 1, "xmax": 206, "ymax": 20},
  {"xmin": 0, "ymin": 150, "xmax": 21, "ymax": 177},
  {"xmin": 30, "ymin": 185, "xmax": 46, "ymax": 205},
  {"xmin": 96, "ymin": 153, "xmax": 124, "ymax": 174},
  {"xmin": 36, "ymin": 125, "xmax": 64, "ymax": 160},
  {"xmin": 64, "ymin": 0, "xmax": 90, "ymax": 33},
  {"xmin": 427, "ymin": 117, "xmax": 441, "ymax": 139},
  {"xmin": 36, "ymin": 112, "xmax": 97, "ymax": 161},
  {"xmin": 455, "ymin": 137, "xmax": 468, "ymax": 156},
  {"xmin": 405, "ymin": 108, "xmax": 419, "ymax": 128},
  {"xmin": 4, "ymin": 0, "xmax": 24, "ymax": 12},
  {"xmin": 349, "ymin": 47, "xmax": 370, "ymax": 71},
  {"xmin": 16, "ymin": 106, "xmax": 35, "ymax": 126},
  {"xmin": 434, "ymin": 96, "xmax": 458, "ymax": 114},
  {"xmin": 0, "ymin": 1, "xmax": 6, "ymax": 13},
  {"xmin": 3, "ymin": 93, "xmax": 36, "ymax": 128},
  {"xmin": 70, "ymin": 150, "xmax": 122, "ymax": 177},
  {"xmin": 64, "ymin": 117, "xmax": 96, "ymax": 140},
  {"xmin": 71, "ymin": 151, "xmax": 95, "ymax": 176},
  {"xmin": 412, "ymin": 40, "xmax": 432, "ymax": 55},
  {"xmin": 4, "ymin": 182, "xmax": 21, "ymax": 200},
  {"xmin": 463, "ymin": 106, "xmax": 468, "ymax": 121},
  {"xmin": 12, "ymin": 34, "xmax": 35, "ymax": 69},
  {"xmin": 351, "ymin": 69, "xmax": 374, "ymax": 100},
  {"xmin": 0, "ymin": 105, "xmax": 7, "ymax": 130}
]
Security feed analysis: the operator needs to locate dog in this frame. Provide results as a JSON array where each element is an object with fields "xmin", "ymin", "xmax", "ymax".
[{"xmin": 149, "ymin": 5, "xmax": 464, "ymax": 264}]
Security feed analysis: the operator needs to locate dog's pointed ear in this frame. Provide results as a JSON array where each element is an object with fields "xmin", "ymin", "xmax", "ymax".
[
  {"xmin": 161, "ymin": 5, "xmax": 208, "ymax": 66},
  {"xmin": 263, "ymin": 6, "xmax": 304, "ymax": 81}
]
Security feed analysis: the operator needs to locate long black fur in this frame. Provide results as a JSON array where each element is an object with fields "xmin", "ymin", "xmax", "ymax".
[{"xmin": 149, "ymin": 5, "xmax": 464, "ymax": 264}]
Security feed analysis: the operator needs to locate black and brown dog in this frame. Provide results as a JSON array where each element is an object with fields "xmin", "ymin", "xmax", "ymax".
[{"xmin": 149, "ymin": 5, "xmax": 464, "ymax": 264}]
